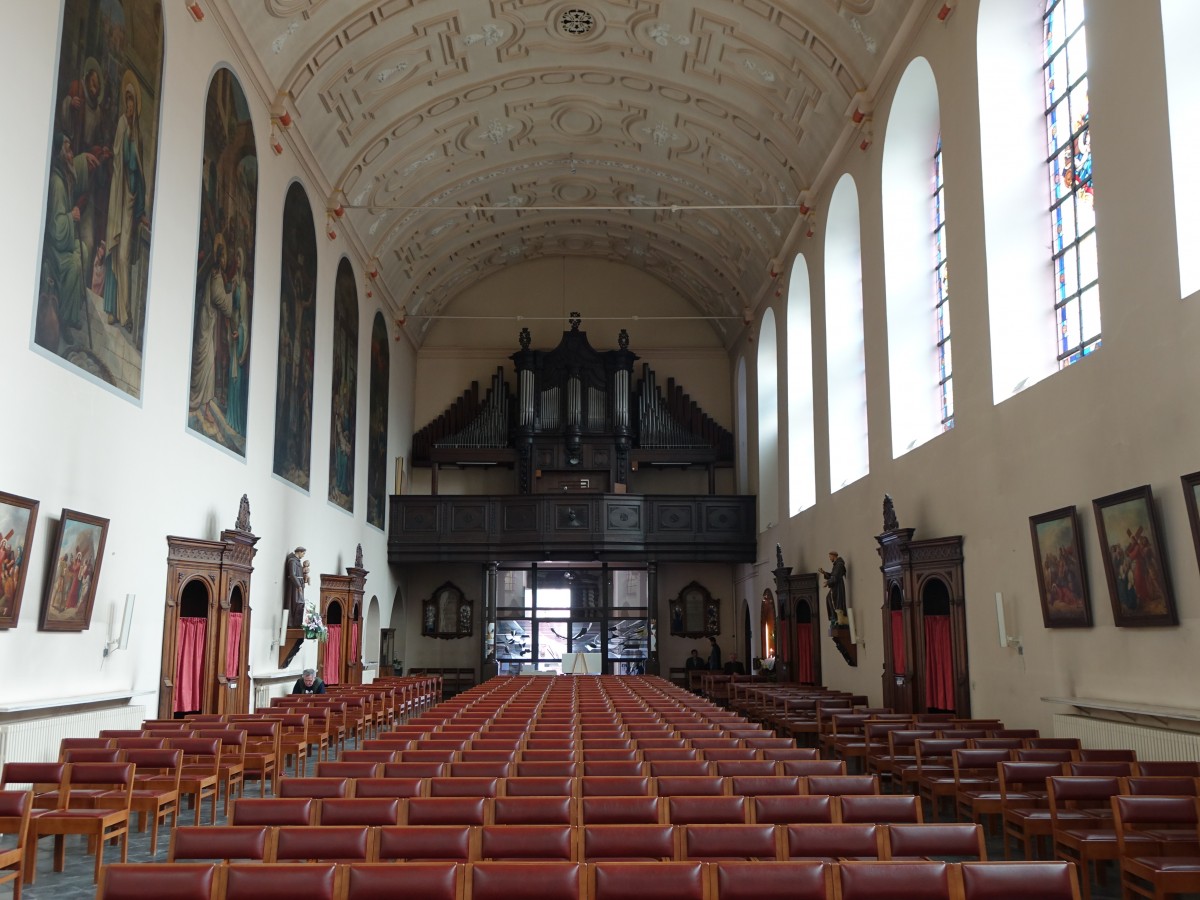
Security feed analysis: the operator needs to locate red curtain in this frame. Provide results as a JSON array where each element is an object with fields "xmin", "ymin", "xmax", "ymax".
[
  {"xmin": 174, "ymin": 617, "xmax": 207, "ymax": 713},
  {"xmin": 325, "ymin": 623, "xmax": 342, "ymax": 686},
  {"xmin": 793, "ymin": 623, "xmax": 814, "ymax": 684},
  {"xmin": 891, "ymin": 610, "xmax": 906, "ymax": 675},
  {"xmin": 924, "ymin": 615, "xmax": 954, "ymax": 710},
  {"xmin": 350, "ymin": 621, "xmax": 360, "ymax": 667},
  {"xmin": 225, "ymin": 612, "xmax": 243, "ymax": 679}
]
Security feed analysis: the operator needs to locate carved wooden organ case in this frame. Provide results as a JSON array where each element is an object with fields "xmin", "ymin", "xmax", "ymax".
[
  {"xmin": 411, "ymin": 315, "xmax": 734, "ymax": 494},
  {"xmin": 318, "ymin": 560, "xmax": 367, "ymax": 686},
  {"xmin": 876, "ymin": 528, "xmax": 970, "ymax": 716},
  {"xmin": 159, "ymin": 524, "xmax": 258, "ymax": 718}
]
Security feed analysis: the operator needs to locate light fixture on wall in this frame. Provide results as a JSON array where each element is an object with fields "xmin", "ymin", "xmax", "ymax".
[
  {"xmin": 995, "ymin": 592, "xmax": 1022, "ymax": 650},
  {"xmin": 103, "ymin": 594, "xmax": 135, "ymax": 658}
]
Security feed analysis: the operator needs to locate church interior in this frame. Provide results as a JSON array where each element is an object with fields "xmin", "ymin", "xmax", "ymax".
[{"xmin": 2, "ymin": 0, "xmax": 1200, "ymax": 895}]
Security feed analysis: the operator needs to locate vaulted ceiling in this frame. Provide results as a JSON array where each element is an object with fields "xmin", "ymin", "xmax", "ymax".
[{"xmin": 212, "ymin": 0, "xmax": 932, "ymax": 345}]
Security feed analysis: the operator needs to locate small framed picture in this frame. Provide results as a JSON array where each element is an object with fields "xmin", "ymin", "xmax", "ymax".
[
  {"xmin": 1028, "ymin": 505, "xmax": 1091, "ymax": 628},
  {"xmin": 39, "ymin": 508, "xmax": 109, "ymax": 632},
  {"xmin": 0, "ymin": 491, "xmax": 40, "ymax": 629},
  {"xmin": 1092, "ymin": 485, "xmax": 1177, "ymax": 627}
]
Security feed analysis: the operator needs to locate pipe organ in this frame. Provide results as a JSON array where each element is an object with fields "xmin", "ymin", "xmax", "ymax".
[{"xmin": 410, "ymin": 315, "xmax": 733, "ymax": 494}]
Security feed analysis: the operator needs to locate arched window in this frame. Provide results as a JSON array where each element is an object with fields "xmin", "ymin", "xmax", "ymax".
[
  {"xmin": 757, "ymin": 309, "xmax": 779, "ymax": 532},
  {"xmin": 882, "ymin": 57, "xmax": 948, "ymax": 456},
  {"xmin": 978, "ymin": 0, "xmax": 1058, "ymax": 401},
  {"xmin": 787, "ymin": 255, "xmax": 816, "ymax": 516},
  {"xmin": 1161, "ymin": 0, "xmax": 1200, "ymax": 300},
  {"xmin": 1044, "ymin": 0, "xmax": 1099, "ymax": 365},
  {"xmin": 826, "ymin": 174, "xmax": 869, "ymax": 491}
]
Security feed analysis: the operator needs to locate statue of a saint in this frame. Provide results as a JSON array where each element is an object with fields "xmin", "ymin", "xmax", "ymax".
[
  {"xmin": 775, "ymin": 543, "xmax": 785, "ymax": 571},
  {"xmin": 818, "ymin": 550, "xmax": 847, "ymax": 632},
  {"xmin": 284, "ymin": 546, "xmax": 309, "ymax": 629},
  {"xmin": 235, "ymin": 494, "xmax": 251, "ymax": 532}
]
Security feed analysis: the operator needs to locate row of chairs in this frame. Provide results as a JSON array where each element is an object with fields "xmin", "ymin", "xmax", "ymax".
[
  {"xmin": 165, "ymin": 820, "xmax": 987, "ymax": 863},
  {"xmin": 278, "ymin": 759, "xmax": 851, "ymax": 780},
  {"xmin": 228, "ymin": 792, "xmax": 932, "ymax": 826},
  {"xmin": 98, "ymin": 858, "xmax": 1085, "ymax": 900},
  {"xmin": 270, "ymin": 768, "xmax": 873, "ymax": 796}
]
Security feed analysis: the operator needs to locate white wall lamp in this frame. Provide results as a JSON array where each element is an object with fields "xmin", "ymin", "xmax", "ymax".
[
  {"xmin": 995, "ymin": 592, "xmax": 1022, "ymax": 652},
  {"xmin": 103, "ymin": 594, "xmax": 135, "ymax": 657}
]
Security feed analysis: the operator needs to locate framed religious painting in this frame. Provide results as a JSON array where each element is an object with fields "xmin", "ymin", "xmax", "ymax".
[
  {"xmin": 0, "ymin": 491, "xmax": 40, "ymax": 629},
  {"xmin": 39, "ymin": 508, "xmax": 109, "ymax": 632},
  {"xmin": 1092, "ymin": 485, "xmax": 1177, "ymax": 627},
  {"xmin": 669, "ymin": 581, "xmax": 720, "ymax": 638},
  {"xmin": 1180, "ymin": 471, "xmax": 1200, "ymax": 578},
  {"xmin": 1029, "ymin": 505, "xmax": 1092, "ymax": 628}
]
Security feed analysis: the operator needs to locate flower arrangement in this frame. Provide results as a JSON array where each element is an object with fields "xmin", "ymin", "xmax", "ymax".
[{"xmin": 302, "ymin": 602, "xmax": 328, "ymax": 643}]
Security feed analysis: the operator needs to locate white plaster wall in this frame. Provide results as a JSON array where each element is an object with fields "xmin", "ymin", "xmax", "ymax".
[
  {"xmin": 759, "ymin": 1, "xmax": 1200, "ymax": 733},
  {"xmin": 0, "ymin": 2, "xmax": 414, "ymax": 709}
]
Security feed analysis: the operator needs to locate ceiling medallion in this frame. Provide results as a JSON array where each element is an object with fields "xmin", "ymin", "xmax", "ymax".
[{"xmin": 559, "ymin": 9, "xmax": 596, "ymax": 37}]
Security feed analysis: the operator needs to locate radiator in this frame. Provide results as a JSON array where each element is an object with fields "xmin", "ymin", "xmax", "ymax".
[
  {"xmin": 1054, "ymin": 714, "xmax": 1200, "ymax": 760},
  {"xmin": 0, "ymin": 705, "xmax": 146, "ymax": 766}
]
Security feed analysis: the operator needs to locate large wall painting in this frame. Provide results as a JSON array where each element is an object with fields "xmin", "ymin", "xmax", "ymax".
[
  {"xmin": 187, "ymin": 67, "xmax": 257, "ymax": 454},
  {"xmin": 366, "ymin": 312, "xmax": 390, "ymax": 530},
  {"xmin": 35, "ymin": 0, "xmax": 165, "ymax": 400},
  {"xmin": 272, "ymin": 182, "xmax": 317, "ymax": 489},
  {"xmin": 328, "ymin": 259, "xmax": 358, "ymax": 512}
]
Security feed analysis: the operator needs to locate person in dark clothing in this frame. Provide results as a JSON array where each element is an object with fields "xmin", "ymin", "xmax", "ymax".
[
  {"xmin": 685, "ymin": 649, "xmax": 704, "ymax": 670},
  {"xmin": 707, "ymin": 636, "xmax": 722, "ymax": 670},
  {"xmin": 292, "ymin": 667, "xmax": 326, "ymax": 694}
]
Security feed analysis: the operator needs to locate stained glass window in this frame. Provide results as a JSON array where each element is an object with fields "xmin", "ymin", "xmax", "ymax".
[
  {"xmin": 933, "ymin": 137, "xmax": 954, "ymax": 429},
  {"xmin": 1044, "ymin": 0, "xmax": 1099, "ymax": 365}
]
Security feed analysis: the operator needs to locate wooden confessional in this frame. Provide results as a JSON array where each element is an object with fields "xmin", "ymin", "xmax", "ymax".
[
  {"xmin": 772, "ymin": 554, "xmax": 822, "ymax": 685},
  {"xmin": 317, "ymin": 555, "xmax": 367, "ymax": 686},
  {"xmin": 877, "ymin": 526, "xmax": 969, "ymax": 715},
  {"xmin": 159, "ymin": 498, "xmax": 258, "ymax": 717}
]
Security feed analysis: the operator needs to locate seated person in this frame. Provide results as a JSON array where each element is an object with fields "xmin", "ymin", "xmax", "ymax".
[
  {"xmin": 723, "ymin": 654, "xmax": 746, "ymax": 675},
  {"xmin": 292, "ymin": 667, "xmax": 326, "ymax": 694},
  {"xmin": 685, "ymin": 649, "xmax": 704, "ymax": 670}
]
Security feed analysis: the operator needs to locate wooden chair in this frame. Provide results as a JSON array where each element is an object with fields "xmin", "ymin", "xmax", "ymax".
[
  {"xmin": 712, "ymin": 860, "xmax": 833, "ymax": 900},
  {"xmin": 192, "ymin": 727, "xmax": 247, "ymax": 816},
  {"xmin": 27, "ymin": 762, "xmax": 135, "ymax": 885},
  {"xmin": 343, "ymin": 862, "xmax": 462, "ymax": 900},
  {"xmin": 222, "ymin": 863, "xmax": 338, "ymax": 900},
  {"xmin": 1048, "ymin": 775, "xmax": 1131, "ymax": 900},
  {"xmin": 959, "ymin": 860, "xmax": 1081, "ymax": 900},
  {"xmin": 470, "ymin": 861, "xmax": 584, "ymax": 900},
  {"xmin": 376, "ymin": 825, "xmax": 475, "ymax": 861},
  {"xmin": 168, "ymin": 825, "xmax": 273, "ymax": 862},
  {"xmin": 478, "ymin": 824, "xmax": 577, "ymax": 861},
  {"xmin": 591, "ymin": 861, "xmax": 705, "ymax": 900},
  {"xmin": 1113, "ymin": 794, "xmax": 1200, "ymax": 900},
  {"xmin": 680, "ymin": 823, "xmax": 780, "ymax": 860},
  {"xmin": 0, "ymin": 790, "xmax": 31, "ymax": 900},
  {"xmin": 836, "ymin": 860, "xmax": 953, "ymax": 900},
  {"xmin": 240, "ymin": 720, "xmax": 281, "ymax": 797},
  {"xmin": 167, "ymin": 737, "xmax": 221, "ymax": 826},
  {"xmin": 581, "ymin": 824, "xmax": 675, "ymax": 861},
  {"xmin": 887, "ymin": 822, "xmax": 986, "ymax": 860},
  {"xmin": 120, "ymin": 747, "xmax": 183, "ymax": 856},
  {"xmin": 273, "ymin": 825, "xmax": 374, "ymax": 862}
]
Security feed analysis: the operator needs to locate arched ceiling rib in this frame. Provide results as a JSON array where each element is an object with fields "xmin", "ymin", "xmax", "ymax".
[{"xmin": 214, "ymin": 0, "xmax": 927, "ymax": 347}]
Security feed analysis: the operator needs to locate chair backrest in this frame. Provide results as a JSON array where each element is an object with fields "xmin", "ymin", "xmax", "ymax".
[
  {"xmin": 223, "ymin": 863, "xmax": 338, "ymax": 900},
  {"xmin": 713, "ymin": 860, "xmax": 832, "ymax": 900},
  {"xmin": 516, "ymin": 761, "xmax": 579, "ymax": 778},
  {"xmin": 314, "ymin": 761, "xmax": 381, "ymax": 779},
  {"xmin": 753, "ymin": 794, "xmax": 835, "ymax": 824},
  {"xmin": 406, "ymin": 796, "xmax": 490, "ymax": 825},
  {"xmin": 729, "ymin": 775, "xmax": 803, "ymax": 797},
  {"xmin": 377, "ymin": 824, "xmax": 474, "ymax": 861},
  {"xmin": 99, "ymin": 863, "xmax": 217, "ymax": 900},
  {"xmin": 888, "ymin": 822, "xmax": 986, "ymax": 860},
  {"xmin": 344, "ymin": 862, "xmax": 461, "ymax": 900},
  {"xmin": 781, "ymin": 760, "xmax": 847, "ymax": 777},
  {"xmin": 352, "ymin": 777, "xmax": 424, "ymax": 799},
  {"xmin": 959, "ymin": 861, "xmax": 1080, "ymax": 900},
  {"xmin": 805, "ymin": 775, "xmax": 879, "ymax": 796},
  {"xmin": 505, "ymin": 776, "xmax": 575, "ymax": 797},
  {"xmin": 580, "ymin": 776, "xmax": 654, "ymax": 797},
  {"xmin": 837, "ymin": 793, "xmax": 922, "ymax": 823},
  {"xmin": 274, "ymin": 825, "xmax": 372, "ymax": 861},
  {"xmin": 1025, "ymin": 738, "xmax": 1081, "ymax": 750},
  {"xmin": 230, "ymin": 797, "xmax": 314, "ymax": 826},
  {"xmin": 785, "ymin": 823, "xmax": 883, "ymax": 860},
  {"xmin": 470, "ymin": 861, "xmax": 584, "ymax": 900},
  {"xmin": 383, "ymin": 761, "xmax": 446, "ymax": 778},
  {"xmin": 656, "ymin": 775, "xmax": 726, "ymax": 797},
  {"xmin": 1015, "ymin": 749, "xmax": 1074, "ymax": 763},
  {"xmin": 427, "ymin": 776, "xmax": 501, "ymax": 798},
  {"xmin": 1047, "ymin": 775, "xmax": 1122, "ymax": 822},
  {"xmin": 65, "ymin": 761, "xmax": 135, "ymax": 805},
  {"xmin": 62, "ymin": 748, "xmax": 123, "ymax": 763},
  {"xmin": 584, "ymin": 761, "xmax": 645, "ymax": 777},
  {"xmin": 319, "ymin": 797, "xmax": 402, "ymax": 826},
  {"xmin": 998, "ymin": 761, "xmax": 1063, "ymax": 797},
  {"xmin": 837, "ymin": 861, "xmax": 952, "ymax": 900},
  {"xmin": 667, "ymin": 795, "xmax": 748, "ymax": 824},
  {"xmin": 493, "ymin": 795, "xmax": 574, "ymax": 825},
  {"xmin": 478, "ymin": 824, "xmax": 575, "ymax": 860},
  {"xmin": 1122, "ymin": 775, "xmax": 1200, "ymax": 797},
  {"xmin": 168, "ymin": 825, "xmax": 271, "ymax": 862},
  {"xmin": 1137, "ymin": 761, "xmax": 1200, "ymax": 777},
  {"xmin": 581, "ymin": 795, "xmax": 663, "ymax": 825},
  {"xmin": 1066, "ymin": 761, "xmax": 1133, "ymax": 777},
  {"xmin": 681, "ymin": 823, "xmax": 779, "ymax": 860},
  {"xmin": 582, "ymin": 824, "xmax": 674, "ymax": 860},
  {"xmin": 591, "ymin": 861, "xmax": 706, "ymax": 900},
  {"xmin": 648, "ymin": 760, "xmax": 711, "ymax": 777},
  {"xmin": 278, "ymin": 777, "xmax": 351, "ymax": 799},
  {"xmin": 715, "ymin": 760, "xmax": 778, "ymax": 777}
]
